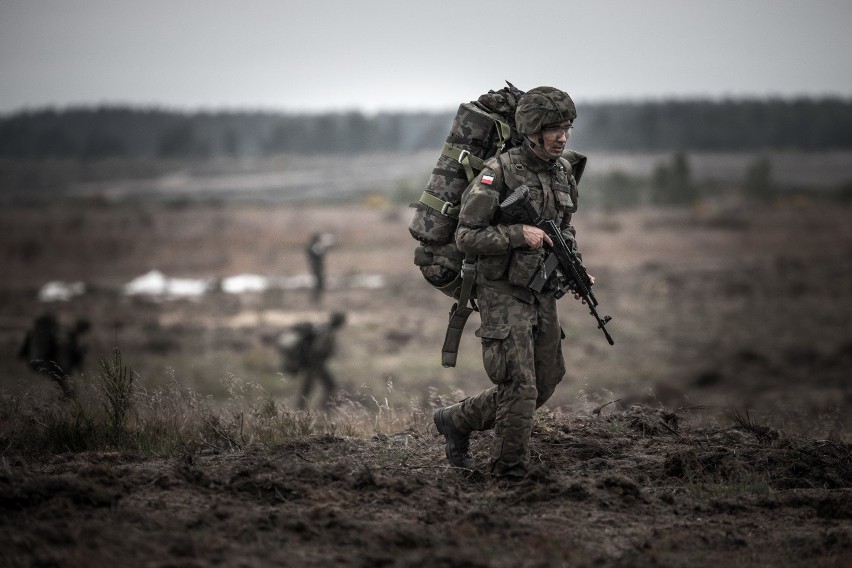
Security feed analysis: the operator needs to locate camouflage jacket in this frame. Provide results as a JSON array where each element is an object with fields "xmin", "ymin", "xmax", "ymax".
[{"xmin": 456, "ymin": 141, "xmax": 583, "ymax": 303}]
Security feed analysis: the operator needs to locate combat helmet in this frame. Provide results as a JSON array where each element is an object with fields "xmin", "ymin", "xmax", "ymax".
[{"xmin": 514, "ymin": 86, "xmax": 577, "ymax": 135}]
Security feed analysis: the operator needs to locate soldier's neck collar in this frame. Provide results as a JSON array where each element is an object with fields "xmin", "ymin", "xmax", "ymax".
[{"xmin": 521, "ymin": 140, "xmax": 559, "ymax": 172}]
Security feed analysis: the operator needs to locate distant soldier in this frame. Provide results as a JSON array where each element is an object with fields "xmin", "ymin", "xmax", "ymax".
[
  {"xmin": 276, "ymin": 312, "xmax": 346, "ymax": 410},
  {"xmin": 18, "ymin": 313, "xmax": 91, "ymax": 398},
  {"xmin": 305, "ymin": 232, "xmax": 337, "ymax": 303}
]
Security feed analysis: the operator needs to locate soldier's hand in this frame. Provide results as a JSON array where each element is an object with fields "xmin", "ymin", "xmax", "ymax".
[
  {"xmin": 522, "ymin": 225, "xmax": 552, "ymax": 249},
  {"xmin": 574, "ymin": 274, "xmax": 595, "ymax": 302}
]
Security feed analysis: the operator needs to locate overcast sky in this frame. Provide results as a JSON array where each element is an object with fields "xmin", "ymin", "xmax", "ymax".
[{"xmin": 1, "ymin": 0, "xmax": 851, "ymax": 115}]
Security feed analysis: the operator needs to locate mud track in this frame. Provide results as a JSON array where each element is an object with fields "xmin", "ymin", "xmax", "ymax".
[{"xmin": 2, "ymin": 406, "xmax": 850, "ymax": 567}]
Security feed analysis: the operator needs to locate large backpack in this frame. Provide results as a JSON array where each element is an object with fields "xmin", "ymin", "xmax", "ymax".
[
  {"xmin": 408, "ymin": 82, "xmax": 525, "ymax": 299},
  {"xmin": 308, "ymin": 323, "xmax": 336, "ymax": 361},
  {"xmin": 408, "ymin": 82, "xmax": 526, "ymax": 367},
  {"xmin": 277, "ymin": 323, "xmax": 315, "ymax": 374}
]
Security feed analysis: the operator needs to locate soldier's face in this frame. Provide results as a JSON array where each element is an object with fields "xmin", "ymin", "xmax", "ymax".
[{"xmin": 539, "ymin": 121, "xmax": 573, "ymax": 159}]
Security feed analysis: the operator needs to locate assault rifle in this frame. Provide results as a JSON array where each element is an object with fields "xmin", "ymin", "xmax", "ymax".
[{"xmin": 500, "ymin": 185, "xmax": 615, "ymax": 345}]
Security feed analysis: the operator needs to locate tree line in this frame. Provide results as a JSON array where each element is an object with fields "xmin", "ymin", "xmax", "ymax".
[
  {"xmin": 584, "ymin": 152, "xmax": 785, "ymax": 210},
  {"xmin": 2, "ymin": 97, "xmax": 852, "ymax": 159}
]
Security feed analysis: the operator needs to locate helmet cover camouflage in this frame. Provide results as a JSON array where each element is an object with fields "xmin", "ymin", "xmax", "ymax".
[{"xmin": 514, "ymin": 86, "xmax": 577, "ymax": 135}]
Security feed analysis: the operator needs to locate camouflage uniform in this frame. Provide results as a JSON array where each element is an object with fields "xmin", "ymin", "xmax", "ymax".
[
  {"xmin": 446, "ymin": 119, "xmax": 583, "ymax": 478},
  {"xmin": 306, "ymin": 233, "xmax": 333, "ymax": 304},
  {"xmin": 18, "ymin": 313, "xmax": 90, "ymax": 399},
  {"xmin": 286, "ymin": 312, "xmax": 346, "ymax": 410}
]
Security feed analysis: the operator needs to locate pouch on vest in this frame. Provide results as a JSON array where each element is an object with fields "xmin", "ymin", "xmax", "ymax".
[{"xmin": 507, "ymin": 249, "xmax": 545, "ymax": 288}]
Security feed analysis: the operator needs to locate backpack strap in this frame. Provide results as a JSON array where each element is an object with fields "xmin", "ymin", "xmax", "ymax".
[
  {"xmin": 440, "ymin": 153, "xmax": 508, "ymax": 368},
  {"xmin": 425, "ymin": 116, "xmax": 514, "ymax": 221},
  {"xmin": 497, "ymin": 151, "xmax": 525, "ymax": 191},
  {"xmin": 415, "ymin": 143, "xmax": 490, "ymax": 220},
  {"xmin": 440, "ymin": 142, "xmax": 486, "ymax": 183},
  {"xmin": 493, "ymin": 118, "xmax": 512, "ymax": 153},
  {"xmin": 441, "ymin": 257, "xmax": 477, "ymax": 368},
  {"xmin": 441, "ymin": 116, "xmax": 512, "ymax": 183},
  {"xmin": 438, "ymin": 132, "xmax": 512, "ymax": 368},
  {"xmin": 418, "ymin": 191, "xmax": 462, "ymax": 219}
]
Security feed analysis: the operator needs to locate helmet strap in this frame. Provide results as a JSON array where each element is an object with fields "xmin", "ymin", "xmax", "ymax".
[
  {"xmin": 526, "ymin": 135, "xmax": 557, "ymax": 162},
  {"xmin": 527, "ymin": 134, "xmax": 544, "ymax": 149}
]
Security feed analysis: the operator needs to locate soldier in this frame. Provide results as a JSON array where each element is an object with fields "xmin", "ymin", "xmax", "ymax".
[
  {"xmin": 305, "ymin": 232, "xmax": 337, "ymax": 304},
  {"xmin": 433, "ymin": 86, "xmax": 590, "ymax": 482},
  {"xmin": 277, "ymin": 312, "xmax": 346, "ymax": 410},
  {"xmin": 18, "ymin": 313, "xmax": 90, "ymax": 398}
]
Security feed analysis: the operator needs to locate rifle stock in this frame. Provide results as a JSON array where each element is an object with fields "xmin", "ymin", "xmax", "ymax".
[{"xmin": 500, "ymin": 185, "xmax": 615, "ymax": 345}]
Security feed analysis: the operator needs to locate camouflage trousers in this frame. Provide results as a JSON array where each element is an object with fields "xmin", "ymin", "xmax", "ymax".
[{"xmin": 452, "ymin": 286, "xmax": 566, "ymax": 478}]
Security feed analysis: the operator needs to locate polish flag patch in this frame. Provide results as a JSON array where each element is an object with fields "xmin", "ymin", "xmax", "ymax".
[{"xmin": 482, "ymin": 175, "xmax": 494, "ymax": 185}]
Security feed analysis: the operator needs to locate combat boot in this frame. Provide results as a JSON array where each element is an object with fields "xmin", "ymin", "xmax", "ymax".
[{"xmin": 433, "ymin": 406, "xmax": 475, "ymax": 470}]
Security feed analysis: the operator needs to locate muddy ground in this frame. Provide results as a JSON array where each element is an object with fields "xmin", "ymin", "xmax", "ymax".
[
  {"xmin": 2, "ymin": 406, "xmax": 851, "ymax": 567},
  {"xmin": 1, "ymin": 196, "xmax": 851, "ymax": 566}
]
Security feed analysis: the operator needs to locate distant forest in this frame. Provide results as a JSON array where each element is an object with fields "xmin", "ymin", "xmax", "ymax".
[{"xmin": 2, "ymin": 98, "xmax": 852, "ymax": 159}]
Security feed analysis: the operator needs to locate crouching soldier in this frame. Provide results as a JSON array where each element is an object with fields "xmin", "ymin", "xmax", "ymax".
[
  {"xmin": 19, "ymin": 312, "xmax": 91, "ymax": 398},
  {"xmin": 277, "ymin": 312, "xmax": 347, "ymax": 410}
]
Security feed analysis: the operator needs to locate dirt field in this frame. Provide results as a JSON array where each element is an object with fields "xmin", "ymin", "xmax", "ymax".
[{"xmin": 1, "ymin": 197, "xmax": 851, "ymax": 566}]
